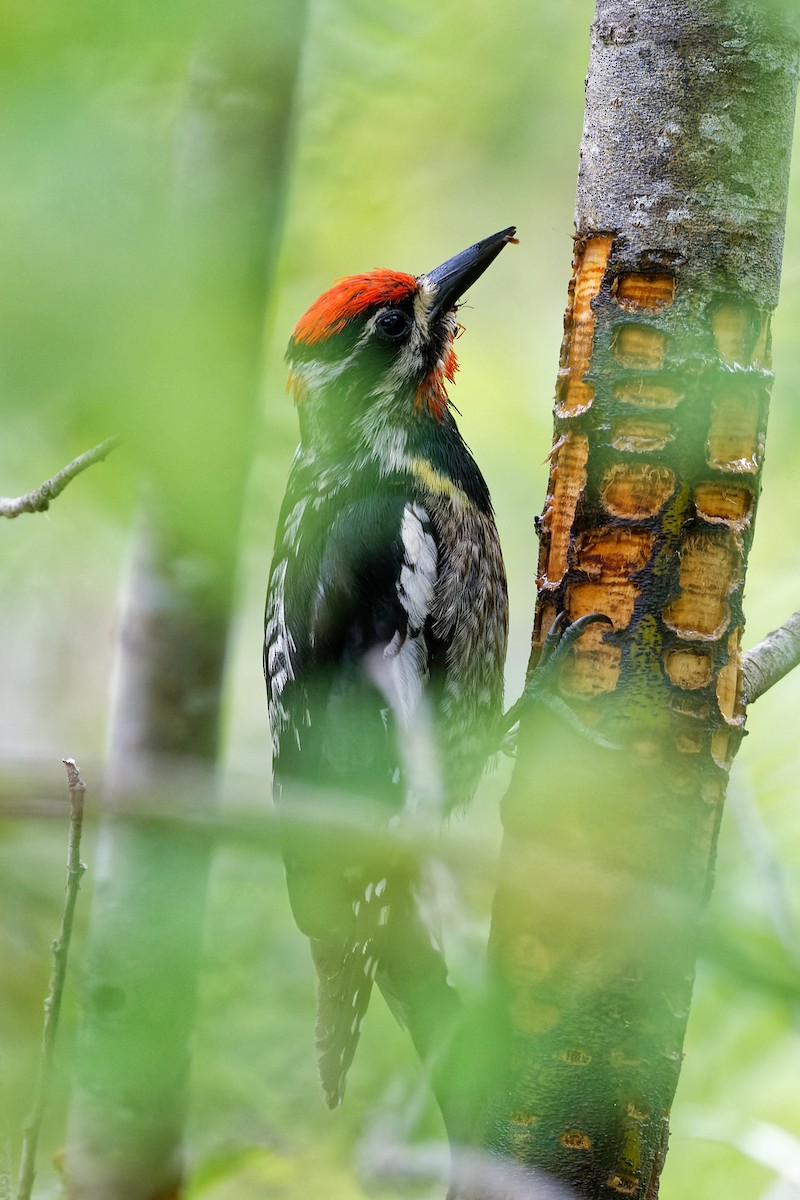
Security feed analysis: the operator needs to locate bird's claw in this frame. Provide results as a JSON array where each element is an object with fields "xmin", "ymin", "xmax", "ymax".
[
  {"xmin": 536, "ymin": 611, "xmax": 613, "ymax": 676},
  {"xmin": 501, "ymin": 611, "xmax": 618, "ymax": 749}
]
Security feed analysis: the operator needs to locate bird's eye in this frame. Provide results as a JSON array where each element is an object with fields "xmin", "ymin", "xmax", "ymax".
[{"xmin": 375, "ymin": 309, "xmax": 411, "ymax": 340}]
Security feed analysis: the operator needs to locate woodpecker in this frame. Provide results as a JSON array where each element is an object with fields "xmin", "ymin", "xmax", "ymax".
[{"xmin": 265, "ymin": 227, "xmax": 516, "ymax": 1107}]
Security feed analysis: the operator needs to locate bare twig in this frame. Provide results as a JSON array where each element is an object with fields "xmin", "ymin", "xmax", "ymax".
[
  {"xmin": 741, "ymin": 609, "xmax": 800, "ymax": 705},
  {"xmin": 0, "ymin": 438, "xmax": 119, "ymax": 520},
  {"xmin": 16, "ymin": 760, "xmax": 87, "ymax": 1200}
]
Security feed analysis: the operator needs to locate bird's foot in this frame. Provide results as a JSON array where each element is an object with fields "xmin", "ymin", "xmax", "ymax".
[{"xmin": 501, "ymin": 612, "xmax": 617, "ymax": 751}]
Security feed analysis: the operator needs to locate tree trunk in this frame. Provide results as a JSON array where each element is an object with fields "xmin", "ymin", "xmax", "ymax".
[
  {"xmin": 63, "ymin": 8, "xmax": 307, "ymax": 1197},
  {"xmin": 479, "ymin": 2, "xmax": 799, "ymax": 1197}
]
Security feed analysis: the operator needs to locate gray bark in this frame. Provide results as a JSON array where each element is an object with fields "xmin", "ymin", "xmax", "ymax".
[{"xmin": 578, "ymin": 0, "xmax": 798, "ymax": 304}]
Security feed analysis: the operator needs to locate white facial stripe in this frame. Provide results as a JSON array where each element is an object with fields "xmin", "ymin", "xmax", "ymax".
[
  {"xmin": 413, "ymin": 277, "xmax": 436, "ymax": 336},
  {"xmin": 366, "ymin": 324, "xmax": 427, "ymax": 405},
  {"xmin": 289, "ymin": 323, "xmax": 373, "ymax": 393},
  {"xmin": 354, "ymin": 401, "xmax": 410, "ymax": 473}
]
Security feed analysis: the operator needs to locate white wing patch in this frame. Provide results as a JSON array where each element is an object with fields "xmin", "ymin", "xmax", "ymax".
[
  {"xmin": 371, "ymin": 501, "xmax": 437, "ymax": 726},
  {"xmin": 362, "ymin": 501, "xmax": 445, "ymax": 812},
  {"xmin": 363, "ymin": 501, "xmax": 437, "ymax": 724},
  {"xmin": 399, "ymin": 502, "xmax": 438, "ymax": 632},
  {"xmin": 265, "ymin": 555, "xmax": 296, "ymax": 749}
]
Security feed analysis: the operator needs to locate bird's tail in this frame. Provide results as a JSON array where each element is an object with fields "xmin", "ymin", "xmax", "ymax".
[{"xmin": 310, "ymin": 892, "xmax": 382, "ymax": 1107}]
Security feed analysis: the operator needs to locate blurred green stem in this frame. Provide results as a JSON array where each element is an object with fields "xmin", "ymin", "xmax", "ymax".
[
  {"xmin": 16, "ymin": 760, "xmax": 86, "ymax": 1200},
  {"xmin": 62, "ymin": 6, "xmax": 308, "ymax": 1198}
]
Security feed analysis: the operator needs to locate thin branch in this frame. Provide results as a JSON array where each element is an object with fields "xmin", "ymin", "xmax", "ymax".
[
  {"xmin": 16, "ymin": 760, "xmax": 87, "ymax": 1200},
  {"xmin": 740, "ymin": 609, "xmax": 800, "ymax": 705},
  {"xmin": 0, "ymin": 438, "xmax": 119, "ymax": 520}
]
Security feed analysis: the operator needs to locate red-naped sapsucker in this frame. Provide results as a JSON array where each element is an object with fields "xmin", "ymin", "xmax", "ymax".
[{"xmin": 265, "ymin": 228, "xmax": 516, "ymax": 1107}]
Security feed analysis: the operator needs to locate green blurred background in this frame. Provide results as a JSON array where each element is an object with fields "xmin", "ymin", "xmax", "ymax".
[{"xmin": 2, "ymin": 1, "xmax": 800, "ymax": 1196}]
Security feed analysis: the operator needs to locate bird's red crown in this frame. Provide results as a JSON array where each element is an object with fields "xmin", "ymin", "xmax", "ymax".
[{"xmin": 292, "ymin": 270, "xmax": 417, "ymax": 346}]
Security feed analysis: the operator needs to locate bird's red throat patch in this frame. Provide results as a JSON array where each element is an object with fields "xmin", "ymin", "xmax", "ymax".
[{"xmin": 416, "ymin": 342, "xmax": 458, "ymax": 423}]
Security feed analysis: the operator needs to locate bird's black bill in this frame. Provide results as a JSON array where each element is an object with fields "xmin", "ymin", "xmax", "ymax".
[{"xmin": 425, "ymin": 226, "xmax": 517, "ymax": 321}]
